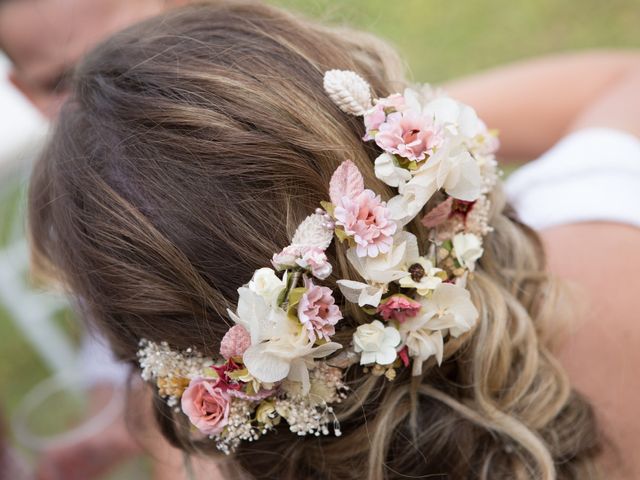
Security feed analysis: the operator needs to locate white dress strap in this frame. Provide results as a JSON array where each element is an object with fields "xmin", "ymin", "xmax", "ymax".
[{"xmin": 505, "ymin": 128, "xmax": 640, "ymax": 230}]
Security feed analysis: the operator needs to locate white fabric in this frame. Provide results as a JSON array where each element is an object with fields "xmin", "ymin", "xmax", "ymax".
[
  {"xmin": 78, "ymin": 332, "xmax": 131, "ymax": 387},
  {"xmin": 505, "ymin": 128, "xmax": 640, "ymax": 231}
]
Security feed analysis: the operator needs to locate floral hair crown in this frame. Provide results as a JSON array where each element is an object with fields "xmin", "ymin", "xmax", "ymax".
[{"xmin": 138, "ymin": 70, "xmax": 499, "ymax": 454}]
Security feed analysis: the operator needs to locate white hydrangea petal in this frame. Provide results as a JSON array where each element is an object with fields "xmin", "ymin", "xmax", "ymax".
[{"xmin": 374, "ymin": 153, "xmax": 412, "ymax": 188}]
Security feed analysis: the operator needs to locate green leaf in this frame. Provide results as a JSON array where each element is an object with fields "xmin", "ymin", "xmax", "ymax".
[{"xmin": 320, "ymin": 201, "xmax": 335, "ymax": 216}]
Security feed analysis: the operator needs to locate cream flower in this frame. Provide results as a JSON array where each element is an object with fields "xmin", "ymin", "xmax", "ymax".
[
  {"xmin": 242, "ymin": 332, "xmax": 341, "ymax": 394},
  {"xmin": 398, "ymin": 257, "xmax": 445, "ymax": 296},
  {"xmin": 423, "ymin": 96, "xmax": 482, "ymax": 139},
  {"xmin": 399, "ymin": 283, "xmax": 477, "ymax": 374},
  {"xmin": 248, "ymin": 268, "xmax": 286, "ymax": 307},
  {"xmin": 401, "ymin": 328, "xmax": 444, "ymax": 376},
  {"xmin": 230, "ymin": 285, "xmax": 341, "ymax": 394},
  {"xmin": 337, "ymin": 232, "xmax": 418, "ymax": 307},
  {"xmin": 353, "ymin": 320, "xmax": 401, "ymax": 366},
  {"xmin": 452, "ymin": 233, "xmax": 483, "ymax": 272}
]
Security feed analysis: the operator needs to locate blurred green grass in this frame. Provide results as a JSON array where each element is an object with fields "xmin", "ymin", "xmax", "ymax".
[
  {"xmin": 0, "ymin": 0, "xmax": 637, "ymax": 477},
  {"xmin": 273, "ymin": 0, "xmax": 639, "ymax": 82}
]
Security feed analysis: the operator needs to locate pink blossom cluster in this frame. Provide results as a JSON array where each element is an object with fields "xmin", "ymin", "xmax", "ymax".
[
  {"xmin": 334, "ymin": 189, "xmax": 397, "ymax": 257},
  {"xmin": 271, "ymin": 246, "xmax": 332, "ymax": 280},
  {"xmin": 363, "ymin": 94, "xmax": 443, "ymax": 162},
  {"xmin": 182, "ymin": 325, "xmax": 274, "ymax": 436},
  {"xmin": 298, "ymin": 278, "xmax": 343, "ymax": 342}
]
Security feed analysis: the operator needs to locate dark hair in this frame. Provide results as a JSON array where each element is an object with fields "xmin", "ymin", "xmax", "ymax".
[{"xmin": 29, "ymin": 2, "xmax": 601, "ymax": 479}]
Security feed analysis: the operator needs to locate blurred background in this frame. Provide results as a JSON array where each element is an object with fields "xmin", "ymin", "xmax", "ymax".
[{"xmin": 0, "ymin": 0, "xmax": 638, "ymax": 478}]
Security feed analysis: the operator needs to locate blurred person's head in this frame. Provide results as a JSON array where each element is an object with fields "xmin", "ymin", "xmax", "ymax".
[
  {"xmin": 0, "ymin": 0, "xmax": 183, "ymax": 118},
  {"xmin": 28, "ymin": 3, "xmax": 602, "ymax": 479}
]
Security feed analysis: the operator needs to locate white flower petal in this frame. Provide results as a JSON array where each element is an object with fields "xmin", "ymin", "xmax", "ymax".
[
  {"xmin": 376, "ymin": 347, "xmax": 398, "ymax": 365},
  {"xmin": 243, "ymin": 343, "xmax": 290, "ymax": 383},
  {"xmin": 287, "ymin": 358, "xmax": 311, "ymax": 394},
  {"xmin": 337, "ymin": 279, "xmax": 383, "ymax": 307},
  {"xmin": 374, "ymin": 153, "xmax": 412, "ymax": 188},
  {"xmin": 360, "ymin": 351, "xmax": 377, "ymax": 365},
  {"xmin": 442, "ymin": 151, "xmax": 482, "ymax": 201}
]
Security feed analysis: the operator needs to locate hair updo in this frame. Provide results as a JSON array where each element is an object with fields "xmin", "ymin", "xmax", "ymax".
[{"xmin": 29, "ymin": 2, "xmax": 601, "ymax": 479}]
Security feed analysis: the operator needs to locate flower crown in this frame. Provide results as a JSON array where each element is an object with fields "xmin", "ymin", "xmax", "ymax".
[{"xmin": 138, "ymin": 70, "xmax": 499, "ymax": 454}]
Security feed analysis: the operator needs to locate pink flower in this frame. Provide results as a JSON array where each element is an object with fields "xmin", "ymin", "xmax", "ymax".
[
  {"xmin": 375, "ymin": 111, "xmax": 443, "ymax": 161},
  {"xmin": 334, "ymin": 189, "xmax": 397, "ymax": 258},
  {"xmin": 220, "ymin": 325, "xmax": 251, "ymax": 360},
  {"xmin": 296, "ymin": 247, "xmax": 332, "ymax": 280},
  {"xmin": 297, "ymin": 278, "xmax": 342, "ymax": 342},
  {"xmin": 271, "ymin": 245, "xmax": 301, "ymax": 270},
  {"xmin": 363, "ymin": 93, "xmax": 405, "ymax": 140},
  {"xmin": 181, "ymin": 378, "xmax": 230, "ymax": 436},
  {"xmin": 377, "ymin": 295, "xmax": 422, "ymax": 323}
]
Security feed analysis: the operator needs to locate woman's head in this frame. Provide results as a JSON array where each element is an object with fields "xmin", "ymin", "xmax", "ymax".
[{"xmin": 29, "ymin": 2, "xmax": 600, "ymax": 479}]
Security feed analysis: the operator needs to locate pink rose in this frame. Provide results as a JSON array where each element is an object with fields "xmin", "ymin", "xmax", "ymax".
[
  {"xmin": 334, "ymin": 189, "xmax": 397, "ymax": 258},
  {"xmin": 375, "ymin": 111, "xmax": 442, "ymax": 161},
  {"xmin": 296, "ymin": 247, "xmax": 332, "ymax": 280},
  {"xmin": 220, "ymin": 325, "xmax": 251, "ymax": 359},
  {"xmin": 297, "ymin": 278, "xmax": 342, "ymax": 342},
  {"xmin": 377, "ymin": 295, "xmax": 421, "ymax": 323},
  {"xmin": 363, "ymin": 93, "xmax": 405, "ymax": 140},
  {"xmin": 181, "ymin": 378, "xmax": 231, "ymax": 436}
]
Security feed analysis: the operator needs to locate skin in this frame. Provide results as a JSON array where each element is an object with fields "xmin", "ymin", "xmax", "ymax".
[
  {"xmin": 446, "ymin": 51, "xmax": 640, "ymax": 479},
  {"xmin": 0, "ymin": 0, "xmax": 171, "ymax": 117}
]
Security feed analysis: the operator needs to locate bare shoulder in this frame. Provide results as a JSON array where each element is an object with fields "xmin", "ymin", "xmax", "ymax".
[{"xmin": 541, "ymin": 222, "xmax": 640, "ymax": 478}]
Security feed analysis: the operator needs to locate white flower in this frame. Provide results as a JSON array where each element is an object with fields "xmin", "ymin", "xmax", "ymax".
[
  {"xmin": 243, "ymin": 331, "xmax": 341, "ymax": 394},
  {"xmin": 336, "ymin": 280, "xmax": 386, "ymax": 308},
  {"xmin": 420, "ymin": 283, "xmax": 478, "ymax": 338},
  {"xmin": 452, "ymin": 233, "xmax": 483, "ymax": 272},
  {"xmin": 353, "ymin": 320, "xmax": 401, "ymax": 365},
  {"xmin": 423, "ymin": 97, "xmax": 482, "ymax": 139},
  {"xmin": 387, "ymin": 175, "xmax": 439, "ymax": 227},
  {"xmin": 398, "ymin": 257, "xmax": 444, "ymax": 296},
  {"xmin": 296, "ymin": 247, "xmax": 332, "ymax": 280},
  {"xmin": 415, "ymin": 147, "xmax": 483, "ymax": 202},
  {"xmin": 401, "ymin": 328, "xmax": 444, "ymax": 376},
  {"xmin": 229, "ymin": 287, "xmax": 292, "ymax": 344},
  {"xmin": 230, "ymin": 283, "xmax": 342, "ymax": 395},
  {"xmin": 248, "ymin": 268, "xmax": 286, "ymax": 307},
  {"xmin": 399, "ymin": 283, "xmax": 477, "ymax": 374},
  {"xmin": 337, "ymin": 232, "xmax": 418, "ymax": 307},
  {"xmin": 374, "ymin": 153, "xmax": 411, "ymax": 188}
]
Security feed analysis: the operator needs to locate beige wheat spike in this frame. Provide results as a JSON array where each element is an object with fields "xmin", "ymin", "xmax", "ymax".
[{"xmin": 323, "ymin": 69, "xmax": 373, "ymax": 116}]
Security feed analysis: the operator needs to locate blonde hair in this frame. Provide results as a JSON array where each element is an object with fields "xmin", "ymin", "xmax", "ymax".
[{"xmin": 29, "ymin": 2, "xmax": 601, "ymax": 478}]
